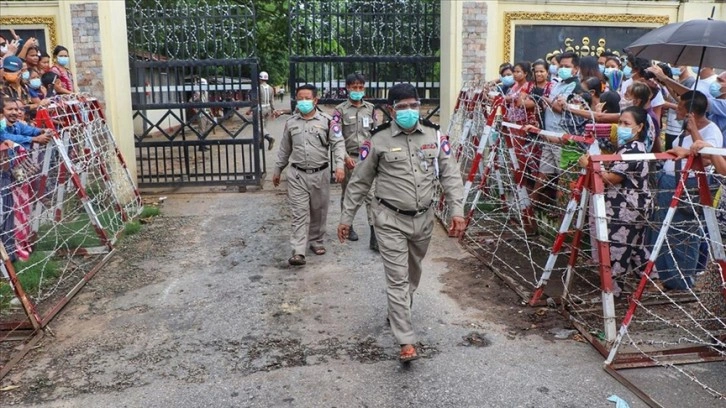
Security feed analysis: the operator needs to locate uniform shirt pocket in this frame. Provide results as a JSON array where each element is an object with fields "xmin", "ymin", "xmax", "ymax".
[{"xmin": 383, "ymin": 151, "xmax": 408, "ymax": 163}]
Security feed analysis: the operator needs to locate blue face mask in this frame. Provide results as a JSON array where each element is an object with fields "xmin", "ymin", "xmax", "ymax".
[
  {"xmin": 671, "ymin": 67, "xmax": 681, "ymax": 77},
  {"xmin": 623, "ymin": 66, "xmax": 632, "ymax": 79},
  {"xmin": 0, "ymin": 118, "xmax": 6, "ymax": 132},
  {"xmin": 691, "ymin": 66, "xmax": 700, "ymax": 75},
  {"xmin": 395, "ymin": 109, "xmax": 420, "ymax": 129},
  {"xmin": 616, "ymin": 126, "xmax": 635, "ymax": 146},
  {"xmin": 57, "ymin": 56, "xmax": 70, "ymax": 67},
  {"xmin": 549, "ymin": 64, "xmax": 557, "ymax": 76},
  {"xmin": 500, "ymin": 75, "xmax": 515, "ymax": 87},
  {"xmin": 598, "ymin": 64, "xmax": 606, "ymax": 74},
  {"xmin": 349, "ymin": 91, "xmax": 365, "ymax": 101},
  {"xmin": 297, "ymin": 100, "xmax": 315, "ymax": 115},
  {"xmin": 29, "ymin": 78, "xmax": 42, "ymax": 89},
  {"xmin": 21, "ymin": 71, "xmax": 30, "ymax": 81},
  {"xmin": 558, "ymin": 67, "xmax": 573, "ymax": 80},
  {"xmin": 603, "ymin": 68, "xmax": 619, "ymax": 78},
  {"xmin": 710, "ymin": 81, "xmax": 724, "ymax": 98}
]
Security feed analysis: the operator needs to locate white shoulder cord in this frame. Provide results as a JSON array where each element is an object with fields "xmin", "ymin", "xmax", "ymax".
[{"xmin": 434, "ymin": 130, "xmax": 441, "ymax": 178}]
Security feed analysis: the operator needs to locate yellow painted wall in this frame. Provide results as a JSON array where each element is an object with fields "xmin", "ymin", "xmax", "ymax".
[
  {"xmin": 440, "ymin": 0, "xmax": 726, "ymax": 127},
  {"xmin": 1, "ymin": 0, "xmax": 136, "ymax": 182}
]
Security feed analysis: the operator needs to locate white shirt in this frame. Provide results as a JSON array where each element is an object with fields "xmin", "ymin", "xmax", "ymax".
[{"xmin": 664, "ymin": 121, "xmax": 723, "ymax": 175}]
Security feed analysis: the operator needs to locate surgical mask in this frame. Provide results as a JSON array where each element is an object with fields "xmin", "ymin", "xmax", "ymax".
[
  {"xmin": 500, "ymin": 75, "xmax": 515, "ymax": 87},
  {"xmin": 0, "ymin": 118, "xmax": 6, "ymax": 132},
  {"xmin": 710, "ymin": 81, "xmax": 724, "ymax": 98},
  {"xmin": 619, "ymin": 98, "xmax": 633, "ymax": 111},
  {"xmin": 21, "ymin": 71, "xmax": 30, "ymax": 81},
  {"xmin": 558, "ymin": 67, "xmax": 573, "ymax": 80},
  {"xmin": 598, "ymin": 64, "xmax": 606, "ymax": 74},
  {"xmin": 616, "ymin": 126, "xmax": 634, "ymax": 146},
  {"xmin": 691, "ymin": 66, "xmax": 700, "ymax": 75},
  {"xmin": 296, "ymin": 100, "xmax": 315, "ymax": 115},
  {"xmin": 603, "ymin": 68, "xmax": 618, "ymax": 78},
  {"xmin": 622, "ymin": 66, "xmax": 632, "ymax": 79},
  {"xmin": 57, "ymin": 56, "xmax": 70, "ymax": 67},
  {"xmin": 549, "ymin": 64, "xmax": 557, "ymax": 76},
  {"xmin": 0, "ymin": 45, "xmax": 7, "ymax": 54},
  {"xmin": 395, "ymin": 109, "xmax": 420, "ymax": 129},
  {"xmin": 349, "ymin": 91, "xmax": 364, "ymax": 101},
  {"xmin": 671, "ymin": 67, "xmax": 681, "ymax": 77},
  {"xmin": 29, "ymin": 78, "xmax": 42, "ymax": 89}
]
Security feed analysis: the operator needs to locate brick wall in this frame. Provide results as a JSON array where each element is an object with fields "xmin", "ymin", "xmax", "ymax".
[
  {"xmin": 71, "ymin": 3, "xmax": 104, "ymax": 104},
  {"xmin": 462, "ymin": 2, "xmax": 488, "ymax": 82}
]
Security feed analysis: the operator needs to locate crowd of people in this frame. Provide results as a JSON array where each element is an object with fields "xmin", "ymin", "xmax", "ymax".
[{"xmin": 486, "ymin": 51, "xmax": 726, "ymax": 295}]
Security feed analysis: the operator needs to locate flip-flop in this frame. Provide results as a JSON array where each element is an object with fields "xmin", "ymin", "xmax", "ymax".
[
  {"xmin": 399, "ymin": 344, "xmax": 419, "ymax": 363},
  {"xmin": 309, "ymin": 245, "xmax": 326, "ymax": 255}
]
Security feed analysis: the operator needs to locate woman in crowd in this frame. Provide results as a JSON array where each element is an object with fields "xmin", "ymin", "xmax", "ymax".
[
  {"xmin": 50, "ymin": 45, "xmax": 74, "ymax": 94},
  {"xmin": 579, "ymin": 56, "xmax": 604, "ymax": 84},
  {"xmin": 603, "ymin": 57, "xmax": 624, "ymax": 93},
  {"xmin": 497, "ymin": 63, "xmax": 514, "ymax": 95},
  {"xmin": 23, "ymin": 46, "xmax": 41, "ymax": 72},
  {"xmin": 37, "ymin": 50, "xmax": 52, "ymax": 73},
  {"xmin": 577, "ymin": 106, "xmax": 652, "ymax": 297}
]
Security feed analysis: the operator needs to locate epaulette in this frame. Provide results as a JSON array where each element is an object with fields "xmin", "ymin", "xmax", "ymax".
[
  {"xmin": 421, "ymin": 118, "xmax": 440, "ymax": 130},
  {"xmin": 371, "ymin": 121, "xmax": 391, "ymax": 136},
  {"xmin": 318, "ymin": 110, "xmax": 333, "ymax": 121}
]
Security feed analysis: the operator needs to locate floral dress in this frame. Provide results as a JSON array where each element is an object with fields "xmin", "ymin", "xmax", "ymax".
[{"xmin": 605, "ymin": 140, "xmax": 652, "ymax": 277}]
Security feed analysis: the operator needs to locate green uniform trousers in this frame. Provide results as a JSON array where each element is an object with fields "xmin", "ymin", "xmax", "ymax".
[
  {"xmin": 287, "ymin": 166, "xmax": 330, "ymax": 256},
  {"xmin": 374, "ymin": 204, "xmax": 434, "ymax": 345}
]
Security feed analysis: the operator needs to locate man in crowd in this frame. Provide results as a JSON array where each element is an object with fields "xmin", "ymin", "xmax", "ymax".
[
  {"xmin": 273, "ymin": 84, "xmax": 345, "ymax": 266},
  {"xmin": 331, "ymin": 72, "xmax": 379, "ymax": 250},
  {"xmin": 338, "ymin": 83, "xmax": 465, "ymax": 363}
]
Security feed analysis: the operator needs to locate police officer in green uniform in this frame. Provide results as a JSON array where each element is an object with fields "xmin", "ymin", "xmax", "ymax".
[
  {"xmin": 337, "ymin": 83, "xmax": 466, "ymax": 362},
  {"xmin": 331, "ymin": 73, "xmax": 379, "ymax": 250},
  {"xmin": 273, "ymin": 84, "xmax": 346, "ymax": 266}
]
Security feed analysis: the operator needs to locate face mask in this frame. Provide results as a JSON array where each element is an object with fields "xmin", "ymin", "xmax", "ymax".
[
  {"xmin": 57, "ymin": 56, "xmax": 70, "ymax": 67},
  {"xmin": 616, "ymin": 126, "xmax": 634, "ymax": 146},
  {"xmin": 549, "ymin": 64, "xmax": 557, "ymax": 75},
  {"xmin": 671, "ymin": 67, "xmax": 681, "ymax": 77},
  {"xmin": 0, "ymin": 46, "xmax": 7, "ymax": 54},
  {"xmin": 599, "ymin": 64, "xmax": 606, "ymax": 74},
  {"xmin": 603, "ymin": 68, "xmax": 619, "ymax": 78},
  {"xmin": 349, "ymin": 91, "xmax": 364, "ymax": 101},
  {"xmin": 619, "ymin": 98, "xmax": 633, "ymax": 111},
  {"xmin": 500, "ymin": 75, "xmax": 515, "ymax": 87},
  {"xmin": 622, "ymin": 66, "xmax": 632, "ymax": 79},
  {"xmin": 0, "ymin": 118, "xmax": 6, "ymax": 132},
  {"xmin": 395, "ymin": 109, "xmax": 420, "ymax": 129},
  {"xmin": 710, "ymin": 81, "xmax": 724, "ymax": 98},
  {"xmin": 29, "ymin": 78, "xmax": 42, "ymax": 89},
  {"xmin": 691, "ymin": 66, "xmax": 700, "ymax": 75},
  {"xmin": 558, "ymin": 67, "xmax": 573, "ymax": 80},
  {"xmin": 297, "ymin": 100, "xmax": 315, "ymax": 115},
  {"xmin": 21, "ymin": 71, "xmax": 30, "ymax": 81},
  {"xmin": 3, "ymin": 72, "xmax": 20, "ymax": 83}
]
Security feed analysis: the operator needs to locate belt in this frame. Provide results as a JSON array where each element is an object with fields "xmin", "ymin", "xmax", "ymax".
[
  {"xmin": 291, "ymin": 163, "xmax": 328, "ymax": 174},
  {"xmin": 376, "ymin": 197, "xmax": 430, "ymax": 217},
  {"xmin": 348, "ymin": 151, "xmax": 359, "ymax": 157}
]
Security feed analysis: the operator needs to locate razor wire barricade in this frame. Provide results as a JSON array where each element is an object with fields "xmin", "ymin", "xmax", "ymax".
[
  {"xmin": 0, "ymin": 95, "xmax": 143, "ymax": 378},
  {"xmin": 436, "ymin": 81, "xmax": 726, "ymax": 405}
]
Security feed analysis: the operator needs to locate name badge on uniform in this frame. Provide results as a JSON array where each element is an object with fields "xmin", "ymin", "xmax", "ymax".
[
  {"xmin": 363, "ymin": 116, "xmax": 370, "ymax": 128},
  {"xmin": 390, "ymin": 147, "xmax": 402, "ymax": 152}
]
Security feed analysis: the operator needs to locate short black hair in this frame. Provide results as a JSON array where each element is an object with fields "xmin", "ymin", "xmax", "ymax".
[
  {"xmin": 498, "ymin": 63, "xmax": 513, "ymax": 76},
  {"xmin": 629, "ymin": 56, "xmax": 651, "ymax": 77},
  {"xmin": 557, "ymin": 52, "xmax": 580, "ymax": 67},
  {"xmin": 41, "ymin": 71, "xmax": 59, "ymax": 87},
  {"xmin": 345, "ymin": 73, "xmax": 366, "ymax": 86},
  {"xmin": 657, "ymin": 63, "xmax": 672, "ymax": 79},
  {"xmin": 600, "ymin": 51, "xmax": 616, "ymax": 59},
  {"xmin": 387, "ymin": 83, "xmax": 419, "ymax": 105},
  {"xmin": 600, "ymin": 91, "xmax": 621, "ymax": 114},
  {"xmin": 296, "ymin": 84, "xmax": 317, "ymax": 98},
  {"xmin": 52, "ymin": 45, "xmax": 68, "ymax": 58},
  {"xmin": 681, "ymin": 90, "xmax": 709, "ymax": 116}
]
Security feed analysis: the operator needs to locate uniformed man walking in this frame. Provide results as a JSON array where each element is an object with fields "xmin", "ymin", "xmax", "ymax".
[
  {"xmin": 273, "ymin": 84, "xmax": 346, "ymax": 266},
  {"xmin": 338, "ymin": 83, "xmax": 466, "ymax": 362},
  {"xmin": 247, "ymin": 71, "xmax": 277, "ymax": 150},
  {"xmin": 331, "ymin": 73, "xmax": 379, "ymax": 251}
]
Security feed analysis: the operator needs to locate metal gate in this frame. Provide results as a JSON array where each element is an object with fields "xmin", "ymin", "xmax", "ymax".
[
  {"xmin": 126, "ymin": 0, "xmax": 265, "ymax": 188},
  {"xmin": 288, "ymin": 0, "xmax": 441, "ymax": 108}
]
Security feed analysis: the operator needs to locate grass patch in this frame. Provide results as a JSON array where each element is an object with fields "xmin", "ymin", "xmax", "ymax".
[
  {"xmin": 140, "ymin": 206, "xmax": 161, "ymax": 218},
  {"xmin": 0, "ymin": 252, "xmax": 61, "ymax": 310},
  {"xmin": 123, "ymin": 221, "xmax": 141, "ymax": 236}
]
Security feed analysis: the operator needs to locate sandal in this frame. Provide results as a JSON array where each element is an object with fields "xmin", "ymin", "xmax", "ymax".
[
  {"xmin": 399, "ymin": 344, "xmax": 419, "ymax": 363},
  {"xmin": 288, "ymin": 254, "xmax": 306, "ymax": 266},
  {"xmin": 309, "ymin": 245, "xmax": 326, "ymax": 255}
]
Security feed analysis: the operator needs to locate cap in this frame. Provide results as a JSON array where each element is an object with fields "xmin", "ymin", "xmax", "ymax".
[
  {"xmin": 2, "ymin": 56, "xmax": 22, "ymax": 73},
  {"xmin": 259, "ymin": 71, "xmax": 269, "ymax": 80},
  {"xmin": 387, "ymin": 83, "xmax": 419, "ymax": 105}
]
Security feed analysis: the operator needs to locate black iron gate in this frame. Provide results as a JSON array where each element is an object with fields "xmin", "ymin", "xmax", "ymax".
[
  {"xmin": 126, "ymin": 0, "xmax": 265, "ymax": 188},
  {"xmin": 288, "ymin": 0, "xmax": 440, "ymax": 108}
]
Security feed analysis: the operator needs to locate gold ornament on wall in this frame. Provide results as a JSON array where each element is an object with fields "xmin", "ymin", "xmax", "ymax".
[
  {"xmin": 0, "ymin": 16, "xmax": 57, "ymax": 52},
  {"xmin": 504, "ymin": 12, "xmax": 670, "ymax": 63}
]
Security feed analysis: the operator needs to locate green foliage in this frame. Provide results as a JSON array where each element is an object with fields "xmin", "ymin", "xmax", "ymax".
[
  {"xmin": 140, "ymin": 206, "xmax": 161, "ymax": 218},
  {"xmin": 123, "ymin": 221, "xmax": 142, "ymax": 236}
]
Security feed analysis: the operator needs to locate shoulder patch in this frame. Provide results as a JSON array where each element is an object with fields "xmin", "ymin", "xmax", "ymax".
[
  {"xmin": 371, "ymin": 121, "xmax": 391, "ymax": 136},
  {"xmin": 421, "ymin": 118, "xmax": 440, "ymax": 130},
  {"xmin": 440, "ymin": 134, "xmax": 451, "ymax": 156},
  {"xmin": 359, "ymin": 140, "xmax": 371, "ymax": 161}
]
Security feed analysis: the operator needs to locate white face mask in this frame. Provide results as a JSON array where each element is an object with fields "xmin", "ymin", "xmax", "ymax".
[{"xmin": 0, "ymin": 45, "xmax": 8, "ymax": 54}]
